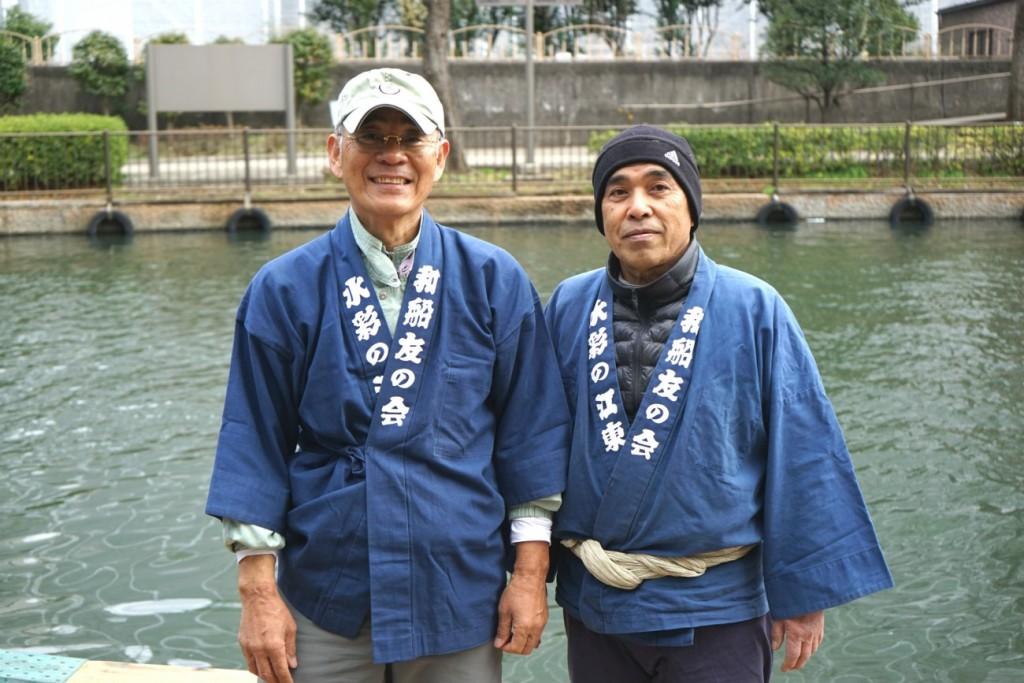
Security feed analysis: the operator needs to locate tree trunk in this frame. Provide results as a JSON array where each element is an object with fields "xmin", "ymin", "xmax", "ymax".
[
  {"xmin": 423, "ymin": 0, "xmax": 468, "ymax": 173},
  {"xmin": 1008, "ymin": 0, "xmax": 1024, "ymax": 120}
]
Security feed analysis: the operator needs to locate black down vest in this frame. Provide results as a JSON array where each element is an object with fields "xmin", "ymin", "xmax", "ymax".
[{"xmin": 608, "ymin": 241, "xmax": 698, "ymax": 421}]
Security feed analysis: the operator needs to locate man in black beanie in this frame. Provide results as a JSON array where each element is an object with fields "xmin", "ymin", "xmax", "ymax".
[{"xmin": 544, "ymin": 125, "xmax": 893, "ymax": 681}]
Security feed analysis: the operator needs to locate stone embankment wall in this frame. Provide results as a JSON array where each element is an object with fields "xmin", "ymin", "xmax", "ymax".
[
  {"xmin": 3, "ymin": 192, "xmax": 1022, "ymax": 236},
  {"xmin": 19, "ymin": 59, "xmax": 1010, "ymax": 129}
]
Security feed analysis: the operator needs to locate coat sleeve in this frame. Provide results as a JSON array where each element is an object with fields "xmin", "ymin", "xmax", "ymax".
[
  {"xmin": 761, "ymin": 296, "xmax": 894, "ymax": 619},
  {"xmin": 205, "ymin": 282, "xmax": 302, "ymax": 534},
  {"xmin": 543, "ymin": 280, "xmax": 581, "ymax": 418},
  {"xmin": 489, "ymin": 285, "xmax": 572, "ymax": 508}
]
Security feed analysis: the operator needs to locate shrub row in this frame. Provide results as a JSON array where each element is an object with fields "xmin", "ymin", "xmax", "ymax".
[
  {"xmin": 0, "ymin": 114, "xmax": 129, "ymax": 191},
  {"xmin": 589, "ymin": 123, "xmax": 1024, "ymax": 179}
]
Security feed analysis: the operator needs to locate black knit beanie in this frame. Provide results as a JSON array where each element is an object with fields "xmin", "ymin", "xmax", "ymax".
[{"xmin": 592, "ymin": 125, "xmax": 702, "ymax": 234}]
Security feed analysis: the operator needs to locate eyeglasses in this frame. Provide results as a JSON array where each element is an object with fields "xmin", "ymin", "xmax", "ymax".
[{"xmin": 343, "ymin": 130, "xmax": 441, "ymax": 154}]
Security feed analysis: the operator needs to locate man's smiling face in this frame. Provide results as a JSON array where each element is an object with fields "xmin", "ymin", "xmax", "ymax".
[{"xmin": 327, "ymin": 107, "xmax": 449, "ymax": 230}]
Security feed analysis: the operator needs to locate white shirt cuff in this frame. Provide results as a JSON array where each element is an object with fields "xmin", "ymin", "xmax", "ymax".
[{"xmin": 510, "ymin": 516, "xmax": 552, "ymax": 545}]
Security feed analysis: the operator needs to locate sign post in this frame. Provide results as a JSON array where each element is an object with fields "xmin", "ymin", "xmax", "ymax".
[
  {"xmin": 478, "ymin": 0, "xmax": 580, "ymax": 167},
  {"xmin": 526, "ymin": 0, "xmax": 534, "ymax": 164}
]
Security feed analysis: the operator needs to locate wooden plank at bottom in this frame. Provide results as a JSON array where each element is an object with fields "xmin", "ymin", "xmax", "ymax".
[{"xmin": 70, "ymin": 661, "xmax": 256, "ymax": 683}]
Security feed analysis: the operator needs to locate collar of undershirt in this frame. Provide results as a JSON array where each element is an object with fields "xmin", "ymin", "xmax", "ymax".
[
  {"xmin": 607, "ymin": 237, "xmax": 699, "ymax": 309},
  {"xmin": 348, "ymin": 208, "xmax": 421, "ymax": 287}
]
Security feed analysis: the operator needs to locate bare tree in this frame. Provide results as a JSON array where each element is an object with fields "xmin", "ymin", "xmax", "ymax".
[
  {"xmin": 423, "ymin": 0, "xmax": 468, "ymax": 172},
  {"xmin": 1009, "ymin": 0, "xmax": 1024, "ymax": 120}
]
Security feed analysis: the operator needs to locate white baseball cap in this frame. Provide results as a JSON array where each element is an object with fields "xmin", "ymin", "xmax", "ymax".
[{"xmin": 330, "ymin": 68, "xmax": 445, "ymax": 136}]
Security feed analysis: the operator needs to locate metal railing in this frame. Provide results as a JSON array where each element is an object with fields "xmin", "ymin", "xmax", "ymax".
[
  {"xmin": 1, "ymin": 122, "xmax": 1020, "ymax": 203},
  {"xmin": 332, "ymin": 23, "xmax": 755, "ymax": 61},
  {"xmin": 21, "ymin": 22, "xmax": 1015, "ymax": 66},
  {"xmin": 329, "ymin": 23, "xmax": 1016, "ymax": 62},
  {"xmin": 0, "ymin": 29, "xmax": 59, "ymax": 64},
  {"xmin": 331, "ymin": 23, "xmax": 949, "ymax": 62},
  {"xmin": 938, "ymin": 24, "xmax": 1015, "ymax": 59}
]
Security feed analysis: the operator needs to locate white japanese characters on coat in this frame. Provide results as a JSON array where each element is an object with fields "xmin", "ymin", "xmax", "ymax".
[
  {"xmin": 344, "ymin": 275, "xmax": 372, "ymax": 308},
  {"xmin": 341, "ymin": 264, "xmax": 443, "ymax": 427},
  {"xmin": 353, "ymin": 305, "xmax": 382, "ymax": 341},
  {"xmin": 585, "ymin": 291, "xmax": 705, "ymax": 462}
]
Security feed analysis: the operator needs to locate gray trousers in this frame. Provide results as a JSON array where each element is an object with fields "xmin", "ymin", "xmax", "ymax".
[{"xmin": 285, "ymin": 601, "xmax": 502, "ymax": 683}]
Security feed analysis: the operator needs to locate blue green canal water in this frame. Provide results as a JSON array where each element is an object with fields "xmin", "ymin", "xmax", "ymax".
[{"xmin": 1, "ymin": 220, "xmax": 1022, "ymax": 682}]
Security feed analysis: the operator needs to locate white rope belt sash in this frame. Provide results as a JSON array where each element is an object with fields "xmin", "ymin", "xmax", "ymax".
[{"xmin": 561, "ymin": 539, "xmax": 756, "ymax": 591}]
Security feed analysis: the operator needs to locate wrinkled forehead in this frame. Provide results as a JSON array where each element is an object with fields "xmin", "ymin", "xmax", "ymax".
[{"xmin": 357, "ymin": 107, "xmax": 422, "ymax": 131}]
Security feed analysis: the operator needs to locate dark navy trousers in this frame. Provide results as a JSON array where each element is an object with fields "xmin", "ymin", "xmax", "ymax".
[{"xmin": 565, "ymin": 613, "xmax": 773, "ymax": 683}]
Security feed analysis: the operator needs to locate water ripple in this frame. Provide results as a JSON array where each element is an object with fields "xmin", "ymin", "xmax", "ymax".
[
  {"xmin": 1, "ymin": 223, "xmax": 1022, "ymax": 681},
  {"xmin": 105, "ymin": 599, "xmax": 213, "ymax": 617}
]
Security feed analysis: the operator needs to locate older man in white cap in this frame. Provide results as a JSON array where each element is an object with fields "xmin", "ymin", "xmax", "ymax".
[{"xmin": 206, "ymin": 68, "xmax": 570, "ymax": 683}]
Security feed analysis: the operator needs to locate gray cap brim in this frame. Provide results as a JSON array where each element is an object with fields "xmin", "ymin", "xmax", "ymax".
[{"xmin": 332, "ymin": 102, "xmax": 441, "ymax": 136}]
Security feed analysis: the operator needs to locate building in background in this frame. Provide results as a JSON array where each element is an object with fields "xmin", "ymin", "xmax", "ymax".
[
  {"xmin": 937, "ymin": 0, "xmax": 1017, "ymax": 57},
  {"xmin": 5, "ymin": 0, "xmax": 310, "ymax": 62}
]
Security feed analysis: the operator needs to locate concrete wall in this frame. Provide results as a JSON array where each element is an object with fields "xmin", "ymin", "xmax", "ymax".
[
  {"xmin": 4, "ymin": 192, "xmax": 1023, "ymax": 236},
  {"xmin": 18, "ymin": 59, "xmax": 1011, "ymax": 129}
]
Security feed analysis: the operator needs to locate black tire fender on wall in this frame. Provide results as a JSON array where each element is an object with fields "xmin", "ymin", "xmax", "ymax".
[
  {"xmin": 756, "ymin": 201, "xmax": 799, "ymax": 227},
  {"xmin": 889, "ymin": 196, "xmax": 934, "ymax": 228},
  {"xmin": 86, "ymin": 210, "xmax": 134, "ymax": 238},
  {"xmin": 225, "ymin": 207, "xmax": 272, "ymax": 234}
]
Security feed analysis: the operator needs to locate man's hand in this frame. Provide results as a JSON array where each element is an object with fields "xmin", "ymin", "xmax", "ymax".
[
  {"xmin": 771, "ymin": 610, "xmax": 825, "ymax": 672},
  {"xmin": 493, "ymin": 541, "xmax": 549, "ymax": 655},
  {"xmin": 238, "ymin": 554, "xmax": 297, "ymax": 683}
]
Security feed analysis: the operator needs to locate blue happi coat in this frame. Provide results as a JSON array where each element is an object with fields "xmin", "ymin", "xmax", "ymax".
[
  {"xmin": 206, "ymin": 212, "xmax": 570, "ymax": 663},
  {"xmin": 545, "ymin": 247, "xmax": 892, "ymax": 638}
]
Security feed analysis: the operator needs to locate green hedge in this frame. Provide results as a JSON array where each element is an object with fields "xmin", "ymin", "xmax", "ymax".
[
  {"xmin": 0, "ymin": 114, "xmax": 129, "ymax": 191},
  {"xmin": 589, "ymin": 123, "xmax": 1024, "ymax": 180}
]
